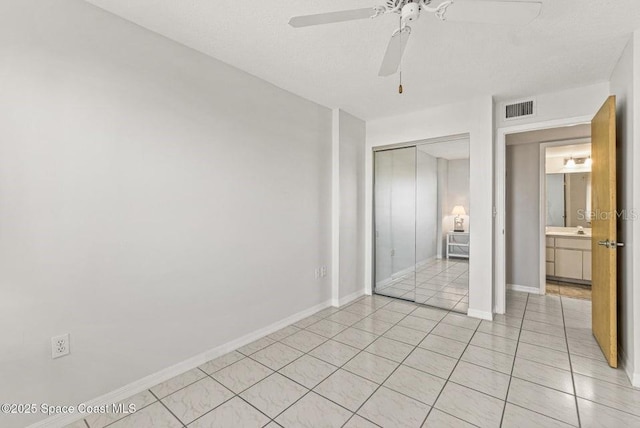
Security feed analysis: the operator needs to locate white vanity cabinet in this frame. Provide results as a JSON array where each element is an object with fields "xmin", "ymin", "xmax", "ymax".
[{"xmin": 546, "ymin": 235, "xmax": 591, "ymax": 283}]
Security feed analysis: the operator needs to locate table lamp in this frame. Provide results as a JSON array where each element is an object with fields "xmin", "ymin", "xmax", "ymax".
[{"xmin": 452, "ymin": 206, "xmax": 466, "ymax": 232}]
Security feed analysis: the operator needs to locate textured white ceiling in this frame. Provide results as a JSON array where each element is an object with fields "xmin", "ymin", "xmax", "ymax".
[{"xmin": 83, "ymin": 0, "xmax": 640, "ymax": 119}]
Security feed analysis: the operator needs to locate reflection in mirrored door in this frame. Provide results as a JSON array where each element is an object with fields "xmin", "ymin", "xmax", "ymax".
[
  {"xmin": 374, "ymin": 138, "xmax": 470, "ymax": 313},
  {"xmin": 374, "ymin": 147, "xmax": 416, "ymax": 302},
  {"xmin": 415, "ymin": 140, "xmax": 470, "ymax": 313}
]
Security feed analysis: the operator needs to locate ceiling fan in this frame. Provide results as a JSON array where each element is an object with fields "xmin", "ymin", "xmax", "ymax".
[{"xmin": 289, "ymin": 0, "xmax": 542, "ymax": 78}]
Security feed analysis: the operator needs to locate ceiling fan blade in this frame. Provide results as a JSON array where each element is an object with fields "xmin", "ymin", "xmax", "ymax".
[
  {"xmin": 379, "ymin": 26, "xmax": 411, "ymax": 77},
  {"xmin": 443, "ymin": 0, "xmax": 542, "ymax": 25},
  {"xmin": 289, "ymin": 7, "xmax": 380, "ymax": 28}
]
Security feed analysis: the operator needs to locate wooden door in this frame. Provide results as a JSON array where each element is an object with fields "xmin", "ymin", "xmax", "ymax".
[{"xmin": 591, "ymin": 96, "xmax": 618, "ymax": 368}]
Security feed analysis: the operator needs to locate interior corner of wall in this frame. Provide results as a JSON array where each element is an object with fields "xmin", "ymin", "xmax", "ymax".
[{"xmin": 620, "ymin": 345, "xmax": 640, "ymax": 387}]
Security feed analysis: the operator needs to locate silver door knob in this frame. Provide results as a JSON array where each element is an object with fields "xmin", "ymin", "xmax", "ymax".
[{"xmin": 598, "ymin": 240, "xmax": 625, "ymax": 248}]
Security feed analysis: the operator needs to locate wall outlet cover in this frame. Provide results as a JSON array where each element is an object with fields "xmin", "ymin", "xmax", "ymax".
[{"xmin": 52, "ymin": 333, "xmax": 70, "ymax": 359}]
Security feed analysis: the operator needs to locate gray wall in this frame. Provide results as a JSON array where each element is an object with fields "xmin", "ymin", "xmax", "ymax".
[
  {"xmin": 0, "ymin": 1, "xmax": 333, "ymax": 426},
  {"xmin": 437, "ymin": 159, "xmax": 449, "ymax": 258},
  {"xmin": 506, "ymin": 143, "xmax": 540, "ymax": 288},
  {"xmin": 546, "ymin": 173, "xmax": 565, "ymax": 226},
  {"xmin": 436, "ymin": 159, "xmax": 470, "ymax": 255},
  {"xmin": 447, "ymin": 159, "xmax": 471, "ymax": 215},
  {"xmin": 417, "ymin": 152, "xmax": 438, "ymax": 264},
  {"xmin": 338, "ymin": 111, "xmax": 366, "ymax": 300},
  {"xmin": 566, "ymin": 172, "xmax": 591, "ymax": 227}
]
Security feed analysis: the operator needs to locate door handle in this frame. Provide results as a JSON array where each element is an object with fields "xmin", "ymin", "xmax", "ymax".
[{"xmin": 598, "ymin": 240, "xmax": 625, "ymax": 249}]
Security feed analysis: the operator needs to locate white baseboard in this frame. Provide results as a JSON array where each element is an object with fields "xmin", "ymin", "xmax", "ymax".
[
  {"xmin": 333, "ymin": 289, "xmax": 365, "ymax": 307},
  {"xmin": 507, "ymin": 284, "xmax": 541, "ymax": 294},
  {"xmin": 28, "ymin": 299, "xmax": 333, "ymax": 428},
  {"xmin": 467, "ymin": 308, "xmax": 493, "ymax": 321},
  {"xmin": 619, "ymin": 345, "xmax": 640, "ymax": 388}
]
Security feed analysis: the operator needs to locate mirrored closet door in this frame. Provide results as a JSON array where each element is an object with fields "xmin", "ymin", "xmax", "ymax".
[
  {"xmin": 374, "ymin": 138, "xmax": 470, "ymax": 313},
  {"xmin": 374, "ymin": 147, "xmax": 417, "ymax": 302}
]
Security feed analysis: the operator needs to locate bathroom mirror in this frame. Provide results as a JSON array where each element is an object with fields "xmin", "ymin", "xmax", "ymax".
[
  {"xmin": 545, "ymin": 142, "xmax": 591, "ymax": 228},
  {"xmin": 546, "ymin": 172, "xmax": 591, "ymax": 228}
]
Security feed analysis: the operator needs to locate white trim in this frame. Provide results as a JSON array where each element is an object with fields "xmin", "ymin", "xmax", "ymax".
[
  {"xmin": 331, "ymin": 108, "xmax": 341, "ymax": 306},
  {"xmin": 539, "ymin": 144, "xmax": 547, "ymax": 296},
  {"xmin": 337, "ymin": 289, "xmax": 366, "ymax": 307},
  {"xmin": 467, "ymin": 308, "xmax": 493, "ymax": 321},
  {"xmin": 27, "ymin": 299, "xmax": 332, "ymax": 428},
  {"xmin": 494, "ymin": 115, "xmax": 593, "ymax": 315},
  {"xmin": 507, "ymin": 283, "xmax": 541, "ymax": 294},
  {"xmin": 620, "ymin": 345, "xmax": 640, "ymax": 387}
]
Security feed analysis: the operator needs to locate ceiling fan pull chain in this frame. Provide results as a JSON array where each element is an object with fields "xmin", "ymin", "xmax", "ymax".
[{"xmin": 399, "ymin": 14, "xmax": 404, "ymax": 94}]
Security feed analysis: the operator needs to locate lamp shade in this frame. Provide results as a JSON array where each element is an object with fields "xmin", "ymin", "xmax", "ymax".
[{"xmin": 452, "ymin": 205, "xmax": 466, "ymax": 216}]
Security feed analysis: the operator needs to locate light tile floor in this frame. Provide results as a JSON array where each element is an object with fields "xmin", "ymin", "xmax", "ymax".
[
  {"xmin": 68, "ymin": 291, "xmax": 639, "ymax": 428},
  {"xmin": 376, "ymin": 259, "xmax": 469, "ymax": 313}
]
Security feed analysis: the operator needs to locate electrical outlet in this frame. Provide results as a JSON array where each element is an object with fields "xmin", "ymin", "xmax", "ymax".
[
  {"xmin": 320, "ymin": 266, "xmax": 327, "ymax": 278},
  {"xmin": 51, "ymin": 334, "xmax": 70, "ymax": 359},
  {"xmin": 314, "ymin": 268, "xmax": 320, "ymax": 279}
]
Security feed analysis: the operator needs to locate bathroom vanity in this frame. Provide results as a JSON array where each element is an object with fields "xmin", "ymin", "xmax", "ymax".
[{"xmin": 546, "ymin": 227, "xmax": 591, "ymax": 284}]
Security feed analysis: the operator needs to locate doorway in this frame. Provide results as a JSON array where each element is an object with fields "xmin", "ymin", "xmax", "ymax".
[
  {"xmin": 544, "ymin": 142, "xmax": 593, "ymax": 300},
  {"xmin": 373, "ymin": 137, "xmax": 470, "ymax": 313},
  {"xmin": 499, "ymin": 96, "xmax": 620, "ymax": 368},
  {"xmin": 504, "ymin": 126, "xmax": 593, "ymax": 301}
]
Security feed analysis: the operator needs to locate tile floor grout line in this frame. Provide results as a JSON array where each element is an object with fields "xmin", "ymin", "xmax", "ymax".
[
  {"xmin": 498, "ymin": 292, "xmax": 528, "ymax": 427},
  {"xmin": 326, "ymin": 298, "xmax": 444, "ymax": 427},
  {"xmin": 419, "ymin": 310, "xmax": 484, "ymax": 427},
  {"xmin": 147, "ymin": 389, "xmax": 188, "ymax": 428},
  {"xmin": 560, "ymin": 294, "xmax": 582, "ymax": 428},
  {"xmin": 247, "ymin": 295, "xmax": 400, "ymax": 426},
  {"xmin": 235, "ymin": 394, "xmax": 279, "ymax": 425},
  {"xmin": 178, "ymin": 296, "xmax": 462, "ymax": 428},
  {"xmin": 301, "ymin": 293, "xmax": 514, "ymax": 427},
  {"xmin": 378, "ymin": 261, "xmax": 469, "ymax": 312},
  {"xmin": 94, "ymin": 392, "xmax": 161, "ymax": 428},
  {"xmin": 263, "ymin": 301, "xmax": 398, "ymax": 425},
  {"xmin": 342, "ymin": 300, "xmax": 458, "ymax": 428},
  {"xmin": 96, "ymin": 290, "xmax": 638, "ymax": 428},
  {"xmin": 187, "ymin": 368, "xmax": 277, "ymax": 427}
]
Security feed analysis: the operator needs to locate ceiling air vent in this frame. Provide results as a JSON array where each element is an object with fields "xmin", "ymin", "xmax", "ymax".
[{"xmin": 504, "ymin": 99, "xmax": 536, "ymax": 121}]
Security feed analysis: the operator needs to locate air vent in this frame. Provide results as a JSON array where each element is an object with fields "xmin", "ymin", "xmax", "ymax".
[{"xmin": 504, "ymin": 99, "xmax": 536, "ymax": 120}]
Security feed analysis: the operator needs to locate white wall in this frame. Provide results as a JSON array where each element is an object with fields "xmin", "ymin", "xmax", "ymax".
[
  {"xmin": 417, "ymin": 152, "xmax": 438, "ymax": 264},
  {"xmin": 436, "ymin": 159, "xmax": 449, "ymax": 258},
  {"xmin": 494, "ymin": 82, "xmax": 612, "ymax": 314},
  {"xmin": 495, "ymin": 82, "xmax": 611, "ymax": 128},
  {"xmin": 0, "ymin": 1, "xmax": 333, "ymax": 426},
  {"xmin": 443, "ymin": 159, "xmax": 471, "ymax": 234},
  {"xmin": 367, "ymin": 97, "xmax": 494, "ymax": 319},
  {"xmin": 336, "ymin": 110, "xmax": 366, "ymax": 303},
  {"xmin": 610, "ymin": 31, "xmax": 640, "ymax": 387},
  {"xmin": 505, "ymin": 143, "xmax": 541, "ymax": 289}
]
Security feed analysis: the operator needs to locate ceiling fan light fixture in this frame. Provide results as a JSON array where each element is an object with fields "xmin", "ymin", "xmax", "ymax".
[
  {"xmin": 401, "ymin": 2, "xmax": 420, "ymax": 22},
  {"xmin": 289, "ymin": 0, "xmax": 543, "ymax": 84}
]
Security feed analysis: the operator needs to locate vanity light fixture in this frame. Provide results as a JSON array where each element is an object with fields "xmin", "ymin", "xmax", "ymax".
[
  {"xmin": 565, "ymin": 157, "xmax": 576, "ymax": 168},
  {"xmin": 585, "ymin": 156, "xmax": 592, "ymax": 167}
]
